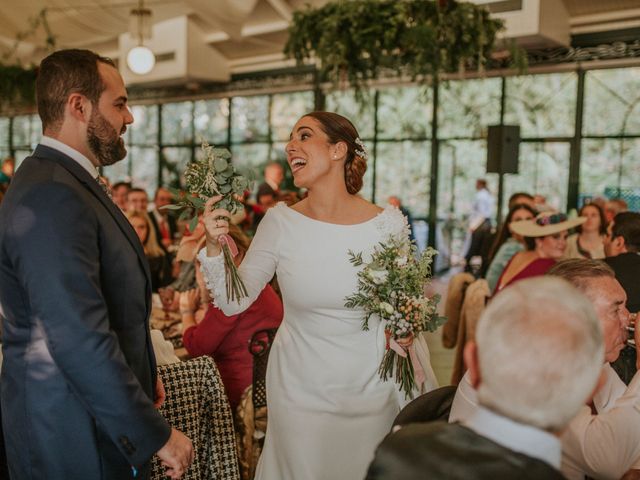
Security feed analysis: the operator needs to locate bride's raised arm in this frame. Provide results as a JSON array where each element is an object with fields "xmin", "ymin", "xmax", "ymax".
[{"xmin": 198, "ymin": 197, "xmax": 280, "ymax": 316}]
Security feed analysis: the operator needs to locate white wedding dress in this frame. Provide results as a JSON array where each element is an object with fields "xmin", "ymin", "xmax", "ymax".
[{"xmin": 199, "ymin": 203, "xmax": 438, "ymax": 480}]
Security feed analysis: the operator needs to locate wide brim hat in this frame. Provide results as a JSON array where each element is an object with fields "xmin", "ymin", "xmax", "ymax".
[{"xmin": 510, "ymin": 211, "xmax": 585, "ymax": 238}]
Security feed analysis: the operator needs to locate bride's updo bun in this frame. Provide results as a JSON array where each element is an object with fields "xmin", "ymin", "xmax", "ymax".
[{"xmin": 303, "ymin": 111, "xmax": 368, "ymax": 194}]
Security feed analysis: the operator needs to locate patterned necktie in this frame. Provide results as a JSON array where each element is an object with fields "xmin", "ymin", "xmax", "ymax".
[{"xmin": 96, "ymin": 176, "xmax": 113, "ymax": 200}]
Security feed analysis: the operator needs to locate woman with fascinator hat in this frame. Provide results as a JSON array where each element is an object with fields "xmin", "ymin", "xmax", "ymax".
[
  {"xmin": 493, "ymin": 212, "xmax": 585, "ymax": 294},
  {"xmin": 197, "ymin": 112, "xmax": 437, "ymax": 480}
]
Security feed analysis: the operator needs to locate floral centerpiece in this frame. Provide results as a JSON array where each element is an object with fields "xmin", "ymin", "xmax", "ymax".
[
  {"xmin": 345, "ymin": 233, "xmax": 444, "ymax": 398},
  {"xmin": 164, "ymin": 141, "xmax": 252, "ymax": 303}
]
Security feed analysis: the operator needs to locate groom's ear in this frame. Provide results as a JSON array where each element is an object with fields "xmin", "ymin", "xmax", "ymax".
[{"xmin": 67, "ymin": 93, "xmax": 91, "ymax": 123}]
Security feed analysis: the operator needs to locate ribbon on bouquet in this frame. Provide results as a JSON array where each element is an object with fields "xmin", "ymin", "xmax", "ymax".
[
  {"xmin": 218, "ymin": 233, "xmax": 239, "ymax": 257},
  {"xmin": 385, "ymin": 330, "xmax": 426, "ymax": 390}
]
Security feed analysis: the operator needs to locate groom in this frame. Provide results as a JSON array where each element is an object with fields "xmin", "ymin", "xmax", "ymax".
[{"xmin": 0, "ymin": 49, "xmax": 192, "ymax": 479}]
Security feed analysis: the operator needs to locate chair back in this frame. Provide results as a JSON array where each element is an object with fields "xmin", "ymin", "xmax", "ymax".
[
  {"xmin": 235, "ymin": 327, "xmax": 278, "ymax": 480},
  {"xmin": 393, "ymin": 385, "xmax": 457, "ymax": 427},
  {"xmin": 248, "ymin": 328, "xmax": 278, "ymax": 409},
  {"xmin": 151, "ymin": 356, "xmax": 240, "ymax": 480},
  {"xmin": 442, "ymin": 272, "xmax": 475, "ymax": 349}
]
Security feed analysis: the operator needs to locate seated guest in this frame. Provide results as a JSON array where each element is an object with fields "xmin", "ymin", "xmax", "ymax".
[
  {"xmin": 127, "ymin": 210, "xmax": 173, "ymax": 292},
  {"xmin": 604, "ymin": 198, "xmax": 628, "ymax": 225},
  {"xmin": 366, "ymin": 277, "xmax": 604, "ymax": 480},
  {"xmin": 485, "ymin": 203, "xmax": 536, "ymax": 291},
  {"xmin": 111, "ymin": 181, "xmax": 131, "ymax": 212},
  {"xmin": 452, "ymin": 259, "xmax": 640, "ymax": 480},
  {"xmin": 493, "ymin": 211, "xmax": 584, "ymax": 293},
  {"xmin": 127, "ymin": 187, "xmax": 149, "ymax": 213},
  {"xmin": 564, "ymin": 203, "xmax": 607, "ymax": 259},
  {"xmin": 605, "ymin": 211, "xmax": 640, "ymax": 384},
  {"xmin": 149, "ymin": 187, "xmax": 178, "ymax": 249},
  {"xmin": 180, "ymin": 225, "xmax": 283, "ymax": 411}
]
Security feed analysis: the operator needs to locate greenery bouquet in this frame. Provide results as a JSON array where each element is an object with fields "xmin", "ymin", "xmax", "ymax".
[
  {"xmin": 345, "ymin": 236, "xmax": 444, "ymax": 398},
  {"xmin": 165, "ymin": 141, "xmax": 251, "ymax": 303}
]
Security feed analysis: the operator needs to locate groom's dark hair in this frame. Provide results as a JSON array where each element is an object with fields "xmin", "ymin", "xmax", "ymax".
[{"xmin": 36, "ymin": 49, "xmax": 115, "ymax": 134}]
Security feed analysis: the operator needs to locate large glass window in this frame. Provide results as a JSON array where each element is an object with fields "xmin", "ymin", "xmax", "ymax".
[
  {"xmin": 438, "ymin": 78, "xmax": 501, "ymax": 138},
  {"xmin": 584, "ymin": 68, "xmax": 640, "ymax": 136},
  {"xmin": 505, "ymin": 73, "xmax": 577, "ymax": 138}
]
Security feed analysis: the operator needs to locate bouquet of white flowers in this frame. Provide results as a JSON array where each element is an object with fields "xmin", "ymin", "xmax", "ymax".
[
  {"xmin": 345, "ymin": 236, "xmax": 444, "ymax": 398},
  {"xmin": 164, "ymin": 141, "xmax": 252, "ymax": 303}
]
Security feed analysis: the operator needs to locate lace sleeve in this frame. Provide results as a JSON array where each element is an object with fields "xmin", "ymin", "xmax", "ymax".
[
  {"xmin": 197, "ymin": 206, "xmax": 281, "ymax": 316},
  {"xmin": 374, "ymin": 205, "xmax": 411, "ymax": 243}
]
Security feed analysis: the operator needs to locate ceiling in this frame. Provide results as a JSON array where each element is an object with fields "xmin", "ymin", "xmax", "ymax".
[{"xmin": 1, "ymin": 0, "xmax": 639, "ymax": 80}]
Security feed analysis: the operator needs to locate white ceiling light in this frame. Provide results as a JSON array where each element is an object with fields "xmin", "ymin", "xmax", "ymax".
[{"xmin": 126, "ymin": 0, "xmax": 155, "ymax": 75}]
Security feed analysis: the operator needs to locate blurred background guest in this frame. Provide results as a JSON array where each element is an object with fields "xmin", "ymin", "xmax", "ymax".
[
  {"xmin": 149, "ymin": 186, "xmax": 178, "ymax": 250},
  {"xmin": 464, "ymin": 179, "xmax": 494, "ymax": 272},
  {"xmin": 494, "ymin": 212, "xmax": 584, "ymax": 293},
  {"xmin": 110, "ymin": 181, "xmax": 130, "ymax": 212},
  {"xmin": 564, "ymin": 203, "xmax": 607, "ymax": 259},
  {"xmin": 127, "ymin": 186, "xmax": 149, "ymax": 213},
  {"xmin": 0, "ymin": 157, "xmax": 14, "ymax": 193},
  {"xmin": 179, "ymin": 225, "xmax": 283, "ymax": 411},
  {"xmin": 485, "ymin": 203, "xmax": 537, "ymax": 292},
  {"xmin": 605, "ymin": 198, "xmax": 629, "ymax": 225},
  {"xmin": 127, "ymin": 210, "xmax": 173, "ymax": 292}
]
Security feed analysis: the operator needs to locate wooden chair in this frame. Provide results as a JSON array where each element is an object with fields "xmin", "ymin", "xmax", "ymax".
[{"xmin": 235, "ymin": 328, "xmax": 278, "ymax": 480}]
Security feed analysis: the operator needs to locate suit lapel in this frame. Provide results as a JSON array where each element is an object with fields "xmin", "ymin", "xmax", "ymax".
[{"xmin": 32, "ymin": 145, "xmax": 153, "ymax": 302}]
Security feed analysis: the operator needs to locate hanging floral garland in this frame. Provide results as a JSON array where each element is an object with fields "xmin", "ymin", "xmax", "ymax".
[
  {"xmin": 0, "ymin": 9, "xmax": 56, "ymax": 112},
  {"xmin": 285, "ymin": 0, "xmax": 521, "ymax": 97}
]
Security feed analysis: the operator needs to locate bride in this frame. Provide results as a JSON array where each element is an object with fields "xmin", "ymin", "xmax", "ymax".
[{"xmin": 199, "ymin": 111, "xmax": 437, "ymax": 480}]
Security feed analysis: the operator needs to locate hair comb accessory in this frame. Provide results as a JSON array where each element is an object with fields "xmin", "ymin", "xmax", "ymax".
[{"xmin": 354, "ymin": 138, "xmax": 368, "ymax": 160}]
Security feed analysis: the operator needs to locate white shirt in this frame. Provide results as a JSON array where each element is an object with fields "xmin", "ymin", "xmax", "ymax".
[
  {"xmin": 451, "ymin": 368, "xmax": 640, "ymax": 480},
  {"xmin": 40, "ymin": 136, "xmax": 98, "ymax": 179},
  {"xmin": 463, "ymin": 405, "xmax": 562, "ymax": 469},
  {"xmin": 470, "ymin": 188, "xmax": 494, "ymax": 229},
  {"xmin": 561, "ymin": 365, "xmax": 640, "ymax": 480}
]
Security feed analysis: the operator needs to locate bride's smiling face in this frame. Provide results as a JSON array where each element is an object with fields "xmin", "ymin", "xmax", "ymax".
[{"xmin": 285, "ymin": 116, "xmax": 342, "ymax": 190}]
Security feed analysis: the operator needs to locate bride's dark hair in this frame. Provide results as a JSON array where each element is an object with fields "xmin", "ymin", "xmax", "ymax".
[{"xmin": 303, "ymin": 111, "xmax": 367, "ymax": 194}]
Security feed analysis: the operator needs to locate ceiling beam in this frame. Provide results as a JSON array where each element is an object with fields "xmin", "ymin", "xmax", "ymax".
[{"xmin": 265, "ymin": 0, "xmax": 293, "ymax": 21}]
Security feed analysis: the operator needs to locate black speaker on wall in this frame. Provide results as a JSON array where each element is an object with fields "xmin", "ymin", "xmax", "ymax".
[{"xmin": 487, "ymin": 125, "xmax": 520, "ymax": 174}]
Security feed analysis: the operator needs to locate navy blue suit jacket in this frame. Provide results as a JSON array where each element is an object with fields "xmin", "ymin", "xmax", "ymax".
[{"xmin": 0, "ymin": 145, "xmax": 171, "ymax": 479}]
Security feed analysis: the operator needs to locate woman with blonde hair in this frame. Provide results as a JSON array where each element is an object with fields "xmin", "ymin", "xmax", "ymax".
[{"xmin": 126, "ymin": 210, "xmax": 173, "ymax": 291}]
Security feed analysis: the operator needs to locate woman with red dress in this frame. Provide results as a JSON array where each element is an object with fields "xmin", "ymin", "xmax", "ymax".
[
  {"xmin": 179, "ymin": 225, "xmax": 283, "ymax": 410},
  {"xmin": 493, "ymin": 212, "xmax": 585, "ymax": 294}
]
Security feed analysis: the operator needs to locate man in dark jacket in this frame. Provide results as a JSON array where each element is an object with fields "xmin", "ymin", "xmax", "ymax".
[{"xmin": 0, "ymin": 49, "xmax": 193, "ymax": 480}]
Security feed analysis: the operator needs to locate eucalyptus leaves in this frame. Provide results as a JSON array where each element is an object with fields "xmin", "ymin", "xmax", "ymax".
[
  {"xmin": 167, "ymin": 142, "xmax": 250, "ymax": 233},
  {"xmin": 166, "ymin": 141, "xmax": 252, "ymax": 303}
]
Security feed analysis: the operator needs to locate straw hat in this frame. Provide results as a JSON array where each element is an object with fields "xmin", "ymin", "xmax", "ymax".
[{"xmin": 510, "ymin": 211, "xmax": 585, "ymax": 238}]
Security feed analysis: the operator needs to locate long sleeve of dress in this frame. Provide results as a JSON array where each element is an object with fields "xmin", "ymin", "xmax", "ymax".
[{"xmin": 198, "ymin": 206, "xmax": 281, "ymax": 316}]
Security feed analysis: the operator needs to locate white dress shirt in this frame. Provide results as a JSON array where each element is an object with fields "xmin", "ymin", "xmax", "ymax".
[
  {"xmin": 469, "ymin": 187, "xmax": 495, "ymax": 230},
  {"xmin": 463, "ymin": 405, "xmax": 562, "ymax": 469},
  {"xmin": 561, "ymin": 365, "xmax": 640, "ymax": 480},
  {"xmin": 451, "ymin": 367, "xmax": 640, "ymax": 480},
  {"xmin": 40, "ymin": 136, "xmax": 98, "ymax": 178}
]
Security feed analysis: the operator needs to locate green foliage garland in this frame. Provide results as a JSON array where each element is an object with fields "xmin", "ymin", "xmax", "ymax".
[
  {"xmin": 285, "ymin": 0, "xmax": 507, "ymax": 96},
  {"xmin": 0, "ymin": 9, "xmax": 55, "ymax": 112}
]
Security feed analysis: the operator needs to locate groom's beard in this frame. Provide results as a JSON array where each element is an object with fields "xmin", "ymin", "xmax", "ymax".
[{"xmin": 87, "ymin": 109, "xmax": 127, "ymax": 167}]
